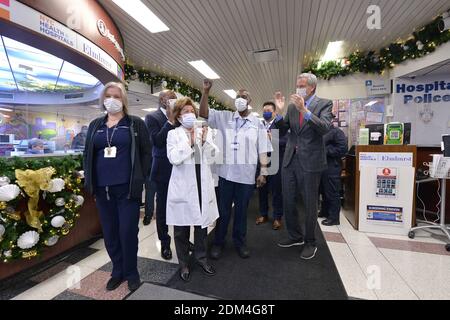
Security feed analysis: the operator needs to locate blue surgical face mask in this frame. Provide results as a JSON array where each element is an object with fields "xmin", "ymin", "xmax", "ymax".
[{"xmin": 263, "ymin": 112, "xmax": 273, "ymax": 121}]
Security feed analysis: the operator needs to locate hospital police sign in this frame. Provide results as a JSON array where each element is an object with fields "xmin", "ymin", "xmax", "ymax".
[{"xmin": 397, "ymin": 80, "xmax": 450, "ymax": 104}]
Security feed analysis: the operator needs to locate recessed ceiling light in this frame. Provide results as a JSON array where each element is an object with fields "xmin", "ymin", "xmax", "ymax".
[
  {"xmin": 112, "ymin": 0, "xmax": 169, "ymax": 33},
  {"xmin": 319, "ymin": 41, "xmax": 344, "ymax": 66},
  {"xmin": 188, "ymin": 60, "xmax": 220, "ymax": 79},
  {"xmin": 224, "ymin": 90, "xmax": 237, "ymax": 99}
]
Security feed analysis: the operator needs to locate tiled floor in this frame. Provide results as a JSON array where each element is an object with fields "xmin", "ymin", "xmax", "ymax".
[
  {"xmin": 323, "ymin": 210, "xmax": 450, "ymax": 300},
  {"xmin": 2, "ymin": 210, "xmax": 450, "ymax": 300}
]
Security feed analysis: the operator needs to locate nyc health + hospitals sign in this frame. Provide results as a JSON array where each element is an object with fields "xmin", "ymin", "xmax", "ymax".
[{"xmin": 1, "ymin": 0, "xmax": 123, "ymax": 79}]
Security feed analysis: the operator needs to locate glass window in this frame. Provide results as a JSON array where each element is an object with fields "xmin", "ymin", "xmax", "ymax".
[
  {"xmin": 0, "ymin": 38, "xmax": 17, "ymax": 91},
  {"xmin": 0, "ymin": 36, "xmax": 104, "ymax": 157}
]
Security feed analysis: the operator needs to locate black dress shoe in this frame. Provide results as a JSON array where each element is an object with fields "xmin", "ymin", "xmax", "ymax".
[
  {"xmin": 322, "ymin": 219, "xmax": 340, "ymax": 226},
  {"xmin": 161, "ymin": 247, "xmax": 173, "ymax": 260},
  {"xmin": 106, "ymin": 277, "xmax": 123, "ymax": 291},
  {"xmin": 318, "ymin": 211, "xmax": 328, "ymax": 219},
  {"xmin": 198, "ymin": 263, "xmax": 216, "ymax": 276},
  {"xmin": 188, "ymin": 242, "xmax": 195, "ymax": 253},
  {"xmin": 210, "ymin": 245, "xmax": 223, "ymax": 260},
  {"xmin": 143, "ymin": 215, "xmax": 152, "ymax": 226},
  {"xmin": 180, "ymin": 268, "xmax": 191, "ymax": 282},
  {"xmin": 127, "ymin": 279, "xmax": 142, "ymax": 292},
  {"xmin": 236, "ymin": 246, "xmax": 250, "ymax": 259}
]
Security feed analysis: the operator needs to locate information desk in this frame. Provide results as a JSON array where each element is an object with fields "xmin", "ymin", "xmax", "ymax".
[
  {"xmin": 0, "ymin": 155, "xmax": 102, "ymax": 281},
  {"xmin": 343, "ymin": 145, "xmax": 417, "ymax": 232}
]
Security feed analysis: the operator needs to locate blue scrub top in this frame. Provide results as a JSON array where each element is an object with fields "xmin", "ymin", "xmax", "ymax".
[{"xmin": 93, "ymin": 117, "xmax": 132, "ymax": 187}]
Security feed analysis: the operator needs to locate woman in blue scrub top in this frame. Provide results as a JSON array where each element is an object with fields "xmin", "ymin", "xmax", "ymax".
[{"xmin": 83, "ymin": 82, "xmax": 152, "ymax": 292}]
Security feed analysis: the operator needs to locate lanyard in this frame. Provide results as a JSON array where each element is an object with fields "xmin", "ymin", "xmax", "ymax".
[
  {"xmin": 235, "ymin": 118, "xmax": 248, "ymax": 136},
  {"xmin": 106, "ymin": 125, "xmax": 118, "ymax": 148}
]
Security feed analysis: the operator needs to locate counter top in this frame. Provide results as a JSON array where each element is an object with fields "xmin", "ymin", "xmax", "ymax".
[{"xmin": 3, "ymin": 152, "xmax": 83, "ymax": 159}]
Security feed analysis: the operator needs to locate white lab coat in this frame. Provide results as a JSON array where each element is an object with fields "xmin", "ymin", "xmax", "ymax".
[{"xmin": 166, "ymin": 126, "xmax": 220, "ymax": 229}]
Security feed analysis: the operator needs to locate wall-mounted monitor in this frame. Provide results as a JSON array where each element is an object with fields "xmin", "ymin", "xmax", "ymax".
[
  {"xmin": 0, "ymin": 36, "xmax": 101, "ymax": 93},
  {"xmin": 0, "ymin": 134, "xmax": 14, "ymax": 144}
]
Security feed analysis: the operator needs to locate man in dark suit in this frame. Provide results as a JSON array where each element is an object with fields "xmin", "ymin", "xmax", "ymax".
[
  {"xmin": 256, "ymin": 102, "xmax": 288, "ymax": 230},
  {"xmin": 275, "ymin": 73, "xmax": 333, "ymax": 260},
  {"xmin": 143, "ymin": 124, "xmax": 156, "ymax": 225},
  {"xmin": 319, "ymin": 121, "xmax": 348, "ymax": 226},
  {"xmin": 145, "ymin": 91, "xmax": 177, "ymax": 260}
]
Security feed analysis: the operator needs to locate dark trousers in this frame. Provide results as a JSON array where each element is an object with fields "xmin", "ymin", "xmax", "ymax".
[
  {"xmin": 155, "ymin": 180, "xmax": 171, "ymax": 248},
  {"xmin": 214, "ymin": 177, "xmax": 255, "ymax": 248},
  {"xmin": 174, "ymin": 226, "xmax": 208, "ymax": 268},
  {"xmin": 319, "ymin": 171, "xmax": 342, "ymax": 222},
  {"xmin": 144, "ymin": 178, "xmax": 157, "ymax": 218},
  {"xmin": 95, "ymin": 184, "xmax": 140, "ymax": 281},
  {"xmin": 282, "ymin": 156, "xmax": 322, "ymax": 246},
  {"xmin": 258, "ymin": 170, "xmax": 283, "ymax": 220}
]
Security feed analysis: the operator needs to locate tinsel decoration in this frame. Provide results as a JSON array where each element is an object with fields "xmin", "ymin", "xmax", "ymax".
[{"xmin": 124, "ymin": 64, "xmax": 231, "ymax": 111}]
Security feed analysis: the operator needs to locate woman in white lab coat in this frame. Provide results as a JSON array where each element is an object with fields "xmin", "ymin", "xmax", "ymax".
[{"xmin": 166, "ymin": 97, "xmax": 220, "ymax": 282}]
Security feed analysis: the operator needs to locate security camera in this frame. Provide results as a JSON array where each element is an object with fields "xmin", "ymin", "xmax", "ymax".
[{"xmin": 439, "ymin": 13, "xmax": 450, "ymax": 32}]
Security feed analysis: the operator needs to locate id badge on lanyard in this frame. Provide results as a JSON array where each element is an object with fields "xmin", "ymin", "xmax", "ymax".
[
  {"xmin": 232, "ymin": 118, "xmax": 247, "ymax": 151},
  {"xmin": 105, "ymin": 126, "xmax": 118, "ymax": 158},
  {"xmin": 104, "ymin": 146, "xmax": 117, "ymax": 158}
]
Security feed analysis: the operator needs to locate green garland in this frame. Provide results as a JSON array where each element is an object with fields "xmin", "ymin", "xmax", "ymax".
[
  {"xmin": 0, "ymin": 156, "xmax": 84, "ymax": 262},
  {"xmin": 303, "ymin": 15, "xmax": 450, "ymax": 80},
  {"xmin": 125, "ymin": 64, "xmax": 231, "ymax": 111}
]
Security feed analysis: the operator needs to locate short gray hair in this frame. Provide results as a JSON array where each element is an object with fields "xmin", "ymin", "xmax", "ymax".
[
  {"xmin": 297, "ymin": 73, "xmax": 318, "ymax": 88},
  {"xmin": 99, "ymin": 82, "xmax": 129, "ymax": 114}
]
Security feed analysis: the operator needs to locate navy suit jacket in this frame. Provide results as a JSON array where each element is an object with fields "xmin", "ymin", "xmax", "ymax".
[{"xmin": 145, "ymin": 109, "xmax": 175, "ymax": 184}]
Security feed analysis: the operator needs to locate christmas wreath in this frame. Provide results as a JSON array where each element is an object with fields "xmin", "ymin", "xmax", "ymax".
[{"xmin": 0, "ymin": 156, "xmax": 84, "ymax": 262}]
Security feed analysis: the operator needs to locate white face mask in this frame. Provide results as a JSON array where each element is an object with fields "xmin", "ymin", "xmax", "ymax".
[
  {"xmin": 179, "ymin": 113, "xmax": 196, "ymax": 129},
  {"xmin": 235, "ymin": 98, "xmax": 248, "ymax": 112},
  {"xmin": 104, "ymin": 98, "xmax": 123, "ymax": 114},
  {"xmin": 296, "ymin": 87, "xmax": 308, "ymax": 98}
]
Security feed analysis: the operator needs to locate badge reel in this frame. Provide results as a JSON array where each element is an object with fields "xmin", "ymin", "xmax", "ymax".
[{"xmin": 104, "ymin": 146, "xmax": 117, "ymax": 158}]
